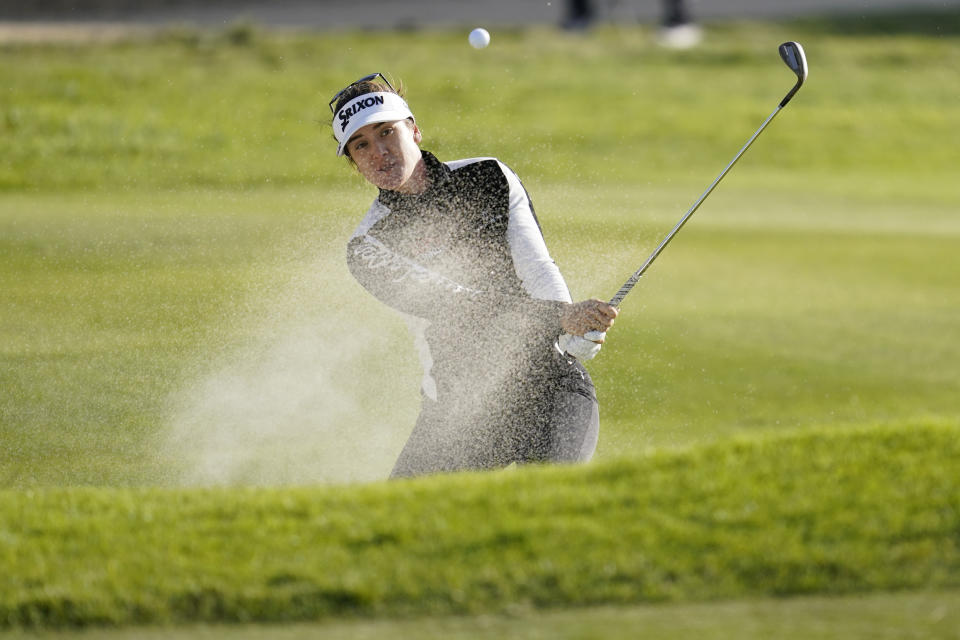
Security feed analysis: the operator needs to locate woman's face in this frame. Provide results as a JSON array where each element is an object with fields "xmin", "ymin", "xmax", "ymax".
[{"xmin": 345, "ymin": 119, "xmax": 424, "ymax": 193}]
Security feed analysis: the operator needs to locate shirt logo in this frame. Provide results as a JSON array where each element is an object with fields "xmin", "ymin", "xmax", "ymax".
[{"xmin": 353, "ymin": 237, "xmax": 477, "ymax": 296}]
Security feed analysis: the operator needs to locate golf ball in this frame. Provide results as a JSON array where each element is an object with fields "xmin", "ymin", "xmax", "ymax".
[{"xmin": 469, "ymin": 28, "xmax": 490, "ymax": 49}]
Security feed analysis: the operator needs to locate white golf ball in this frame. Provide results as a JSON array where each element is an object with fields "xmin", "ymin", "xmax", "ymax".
[{"xmin": 469, "ymin": 28, "xmax": 490, "ymax": 49}]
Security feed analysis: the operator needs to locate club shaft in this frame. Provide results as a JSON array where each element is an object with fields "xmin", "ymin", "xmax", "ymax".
[{"xmin": 609, "ymin": 103, "xmax": 784, "ymax": 307}]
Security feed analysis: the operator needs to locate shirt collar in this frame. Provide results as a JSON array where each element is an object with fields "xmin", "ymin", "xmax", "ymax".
[{"xmin": 377, "ymin": 150, "xmax": 449, "ymax": 208}]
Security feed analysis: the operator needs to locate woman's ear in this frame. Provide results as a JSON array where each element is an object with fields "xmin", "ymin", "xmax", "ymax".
[{"xmin": 411, "ymin": 120, "xmax": 422, "ymax": 145}]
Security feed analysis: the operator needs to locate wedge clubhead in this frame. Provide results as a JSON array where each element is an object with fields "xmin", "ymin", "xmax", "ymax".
[{"xmin": 778, "ymin": 41, "xmax": 808, "ymax": 107}]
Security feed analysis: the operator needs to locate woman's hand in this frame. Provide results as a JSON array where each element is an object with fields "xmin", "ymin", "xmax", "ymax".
[{"xmin": 560, "ymin": 299, "xmax": 619, "ymax": 343}]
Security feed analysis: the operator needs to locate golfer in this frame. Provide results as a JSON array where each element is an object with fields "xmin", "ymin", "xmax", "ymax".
[{"xmin": 332, "ymin": 73, "xmax": 618, "ymax": 478}]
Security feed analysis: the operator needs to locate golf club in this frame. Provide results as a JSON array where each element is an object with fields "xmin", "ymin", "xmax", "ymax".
[{"xmin": 607, "ymin": 41, "xmax": 808, "ymax": 308}]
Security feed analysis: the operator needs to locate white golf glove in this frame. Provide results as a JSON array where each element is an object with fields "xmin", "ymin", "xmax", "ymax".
[{"xmin": 558, "ymin": 331, "xmax": 605, "ymax": 361}]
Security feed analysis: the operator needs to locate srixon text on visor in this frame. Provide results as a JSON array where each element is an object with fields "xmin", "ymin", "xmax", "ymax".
[{"xmin": 338, "ymin": 95, "xmax": 385, "ymax": 129}]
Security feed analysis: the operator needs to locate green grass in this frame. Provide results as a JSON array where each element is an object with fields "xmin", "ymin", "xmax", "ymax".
[
  {"xmin": 3, "ymin": 590, "xmax": 960, "ymax": 639},
  {"xmin": 2, "ymin": 17, "xmax": 959, "ymax": 191},
  {"xmin": 1, "ymin": 421, "xmax": 958, "ymax": 629}
]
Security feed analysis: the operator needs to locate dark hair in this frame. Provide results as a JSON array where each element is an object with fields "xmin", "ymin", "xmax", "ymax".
[
  {"xmin": 331, "ymin": 76, "xmax": 406, "ymax": 160},
  {"xmin": 332, "ymin": 76, "xmax": 404, "ymax": 114}
]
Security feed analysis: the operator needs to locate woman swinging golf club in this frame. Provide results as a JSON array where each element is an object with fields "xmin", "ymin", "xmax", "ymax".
[{"xmin": 332, "ymin": 73, "xmax": 618, "ymax": 478}]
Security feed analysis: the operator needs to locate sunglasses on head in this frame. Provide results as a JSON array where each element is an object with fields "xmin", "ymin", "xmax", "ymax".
[{"xmin": 328, "ymin": 72, "xmax": 395, "ymax": 114}]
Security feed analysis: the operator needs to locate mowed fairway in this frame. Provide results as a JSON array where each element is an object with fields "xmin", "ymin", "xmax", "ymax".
[
  {"xmin": 4, "ymin": 591, "xmax": 960, "ymax": 639},
  {"xmin": 1, "ymin": 9, "xmax": 959, "ymax": 635}
]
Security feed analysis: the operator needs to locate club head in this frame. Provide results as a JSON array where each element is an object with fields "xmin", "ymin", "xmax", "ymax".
[
  {"xmin": 777, "ymin": 41, "xmax": 808, "ymax": 107},
  {"xmin": 779, "ymin": 41, "xmax": 808, "ymax": 83}
]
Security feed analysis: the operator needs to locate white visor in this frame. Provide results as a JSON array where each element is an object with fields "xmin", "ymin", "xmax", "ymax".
[{"xmin": 332, "ymin": 92, "xmax": 415, "ymax": 156}]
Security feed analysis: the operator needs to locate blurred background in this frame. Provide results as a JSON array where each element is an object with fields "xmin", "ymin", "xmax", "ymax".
[
  {"xmin": 2, "ymin": 0, "xmax": 958, "ymax": 488},
  {"xmin": 2, "ymin": 0, "xmax": 956, "ymax": 31}
]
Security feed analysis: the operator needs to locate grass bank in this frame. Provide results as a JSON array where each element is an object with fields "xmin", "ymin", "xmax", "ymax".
[{"xmin": 2, "ymin": 420, "xmax": 958, "ymax": 629}]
